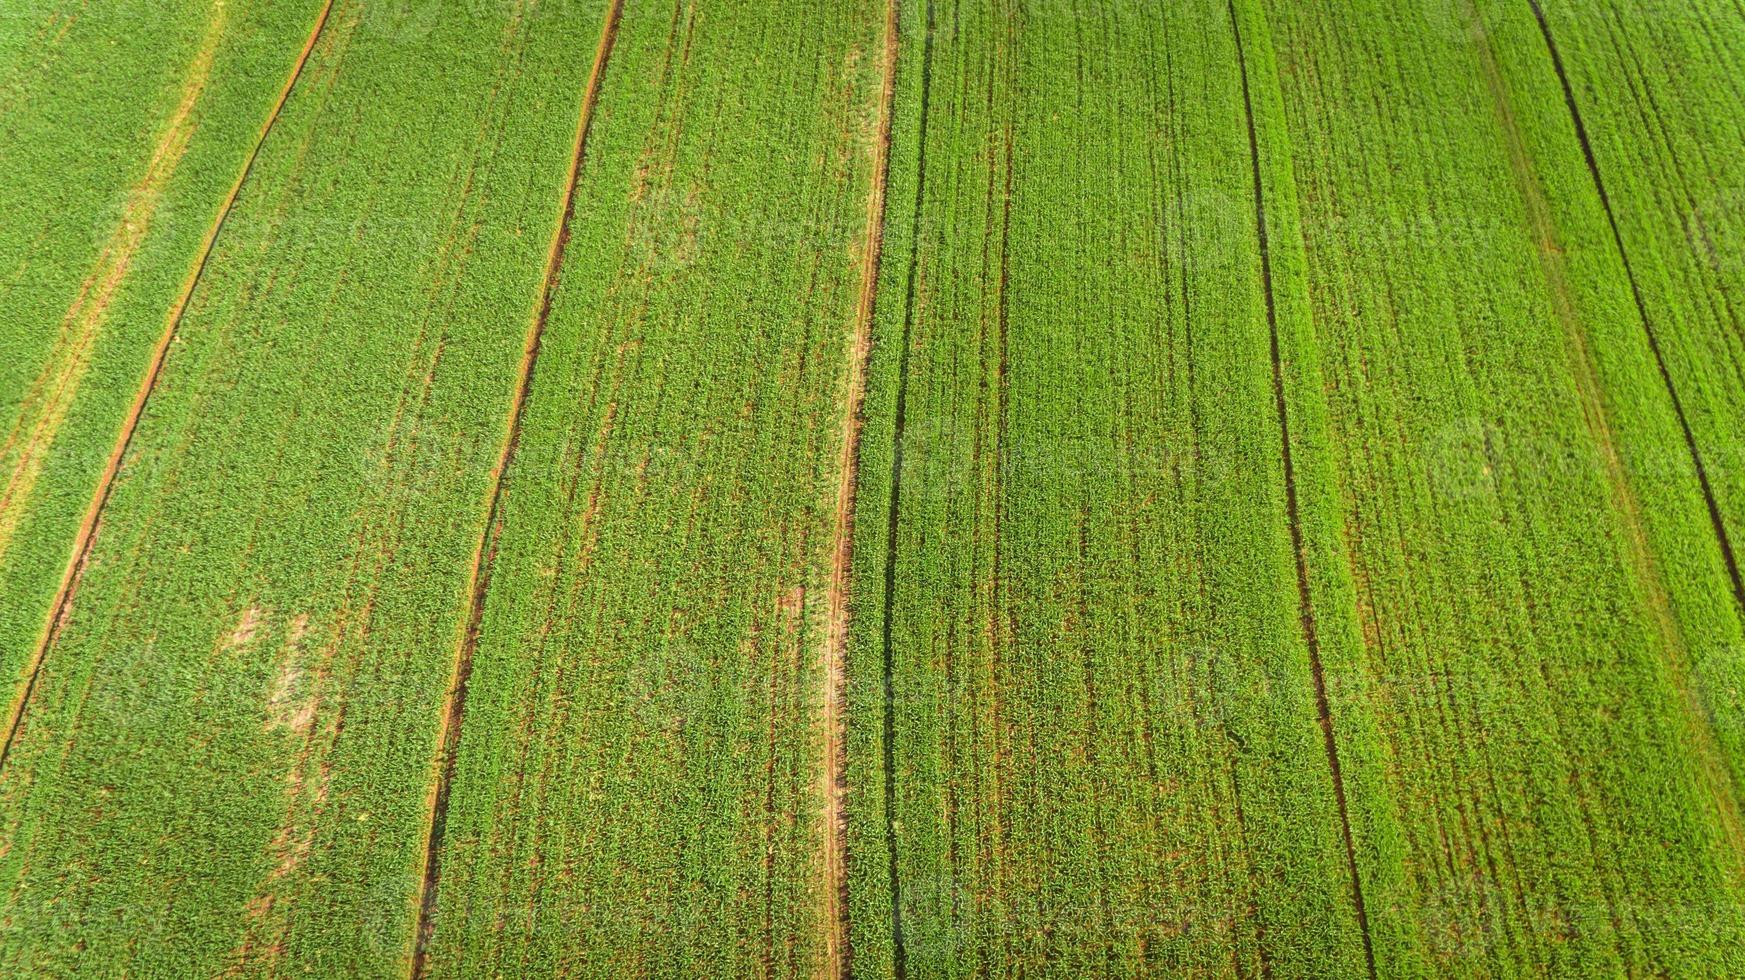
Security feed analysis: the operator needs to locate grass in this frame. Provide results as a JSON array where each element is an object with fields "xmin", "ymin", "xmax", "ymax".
[
  {"xmin": 1, "ymin": 0, "xmax": 1743, "ymax": 975},
  {"xmin": 0, "ymin": 1, "xmax": 605, "ymax": 973},
  {"xmin": 0, "ymin": 0, "xmax": 331, "ymax": 754}
]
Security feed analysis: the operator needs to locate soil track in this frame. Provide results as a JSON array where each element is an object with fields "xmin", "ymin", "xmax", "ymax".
[{"xmin": 820, "ymin": 2, "xmax": 900, "ymax": 975}]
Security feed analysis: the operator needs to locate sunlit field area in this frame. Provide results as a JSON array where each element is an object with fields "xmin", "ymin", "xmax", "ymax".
[{"xmin": 2, "ymin": 1, "xmax": 1743, "ymax": 975}]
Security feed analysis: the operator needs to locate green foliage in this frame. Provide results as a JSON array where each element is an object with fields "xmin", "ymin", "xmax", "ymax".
[
  {"xmin": 423, "ymin": 1, "xmax": 888, "ymax": 974},
  {"xmin": 0, "ymin": 0, "xmax": 329, "ymax": 735},
  {"xmin": 1, "ymin": 1, "xmax": 1742, "ymax": 975},
  {"xmin": 0, "ymin": 1, "xmax": 604, "ymax": 974}
]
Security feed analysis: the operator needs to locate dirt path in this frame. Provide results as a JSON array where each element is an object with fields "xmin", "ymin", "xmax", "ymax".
[{"xmin": 818, "ymin": 3, "xmax": 899, "ymax": 977}]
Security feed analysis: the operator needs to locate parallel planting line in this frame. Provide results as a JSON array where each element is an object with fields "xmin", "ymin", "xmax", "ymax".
[
  {"xmin": 1228, "ymin": 4, "xmax": 1376, "ymax": 976},
  {"xmin": 408, "ymin": 2, "xmax": 624, "ymax": 973},
  {"xmin": 858, "ymin": 4, "xmax": 1373, "ymax": 966},
  {"xmin": 1526, "ymin": 0, "xmax": 1745, "ymax": 616},
  {"xmin": 822, "ymin": 0, "xmax": 900, "ymax": 975},
  {"xmin": 1468, "ymin": 3, "xmax": 1745, "ymax": 860},
  {"xmin": 877, "ymin": 4, "xmax": 935, "ymax": 975},
  {"xmin": 0, "ymin": 0, "xmax": 337, "ymax": 774}
]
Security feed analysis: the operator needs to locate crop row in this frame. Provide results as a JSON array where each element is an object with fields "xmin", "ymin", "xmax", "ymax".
[{"xmin": 0, "ymin": 1, "xmax": 607, "ymax": 973}]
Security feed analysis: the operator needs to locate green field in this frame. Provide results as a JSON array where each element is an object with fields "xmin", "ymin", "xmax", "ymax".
[{"xmin": 2, "ymin": 0, "xmax": 1743, "ymax": 976}]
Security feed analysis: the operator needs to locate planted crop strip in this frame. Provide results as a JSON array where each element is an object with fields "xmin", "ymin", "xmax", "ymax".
[
  {"xmin": 1473, "ymin": 0, "xmax": 1745, "ymax": 799},
  {"xmin": 1523, "ymin": 0, "xmax": 1745, "ymax": 621},
  {"xmin": 409, "ymin": 2, "xmax": 625, "ymax": 976},
  {"xmin": 1254, "ymin": 0, "xmax": 1745, "ymax": 972},
  {"xmin": 414, "ymin": 0, "xmax": 890, "ymax": 974},
  {"xmin": 824, "ymin": 2, "xmax": 900, "ymax": 975},
  {"xmin": 1516, "ymin": 0, "xmax": 1745, "ymax": 605},
  {"xmin": 0, "ymin": 0, "xmax": 338, "ymax": 776},
  {"xmin": 843, "ymin": 1, "xmax": 1368, "ymax": 975},
  {"xmin": 1229, "ymin": 4, "xmax": 1377, "ymax": 974},
  {"xmin": 0, "ymin": 1, "xmax": 608, "ymax": 974},
  {"xmin": 1471, "ymin": 0, "xmax": 1745, "ymax": 865},
  {"xmin": 0, "ymin": 0, "xmax": 332, "ymax": 749}
]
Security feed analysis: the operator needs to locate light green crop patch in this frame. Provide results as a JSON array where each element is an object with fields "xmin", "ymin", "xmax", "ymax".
[{"xmin": 0, "ymin": 1, "xmax": 607, "ymax": 975}]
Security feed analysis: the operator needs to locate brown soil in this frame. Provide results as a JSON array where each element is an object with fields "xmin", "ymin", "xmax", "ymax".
[{"xmin": 819, "ymin": 3, "xmax": 900, "ymax": 977}]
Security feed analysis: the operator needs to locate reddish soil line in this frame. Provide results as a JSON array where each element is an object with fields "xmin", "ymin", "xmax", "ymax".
[
  {"xmin": 821, "ymin": 3, "xmax": 900, "ymax": 977},
  {"xmin": 407, "ymin": 3, "xmax": 625, "ymax": 975},
  {"xmin": 1227, "ymin": 3, "xmax": 1377, "ymax": 976},
  {"xmin": 0, "ymin": 0, "xmax": 339, "ymax": 775}
]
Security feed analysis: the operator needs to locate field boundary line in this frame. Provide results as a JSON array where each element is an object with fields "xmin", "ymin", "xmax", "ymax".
[
  {"xmin": 0, "ymin": 0, "xmax": 339, "ymax": 775},
  {"xmin": 1228, "ymin": 3, "xmax": 1378, "ymax": 975},
  {"xmin": 1525, "ymin": 0, "xmax": 1745, "ymax": 617},
  {"xmin": 407, "ymin": 1, "xmax": 625, "ymax": 974},
  {"xmin": 821, "ymin": 1, "xmax": 900, "ymax": 976}
]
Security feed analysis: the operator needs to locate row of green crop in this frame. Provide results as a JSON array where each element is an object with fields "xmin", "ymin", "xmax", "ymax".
[
  {"xmin": 0, "ymin": 1, "xmax": 607, "ymax": 974},
  {"xmin": 419, "ymin": 0, "xmax": 890, "ymax": 974},
  {"xmin": 0, "ymin": 0, "xmax": 328, "ymax": 755},
  {"xmin": 843, "ymin": 1, "xmax": 1371, "ymax": 975},
  {"xmin": 1248, "ymin": 0, "xmax": 1745, "ymax": 973},
  {"xmin": 1520, "ymin": 0, "xmax": 1745, "ymax": 593},
  {"xmin": 5, "ymin": 0, "xmax": 1743, "ymax": 974},
  {"xmin": 1489, "ymin": 0, "xmax": 1745, "ymax": 792}
]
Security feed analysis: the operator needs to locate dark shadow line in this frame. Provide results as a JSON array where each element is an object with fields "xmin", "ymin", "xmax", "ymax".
[{"xmin": 878, "ymin": 3, "xmax": 936, "ymax": 977}]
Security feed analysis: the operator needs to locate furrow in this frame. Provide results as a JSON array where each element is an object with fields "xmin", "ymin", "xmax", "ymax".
[
  {"xmin": 1228, "ymin": 4, "xmax": 1377, "ymax": 974},
  {"xmin": 821, "ymin": 0, "xmax": 901, "ymax": 976}
]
